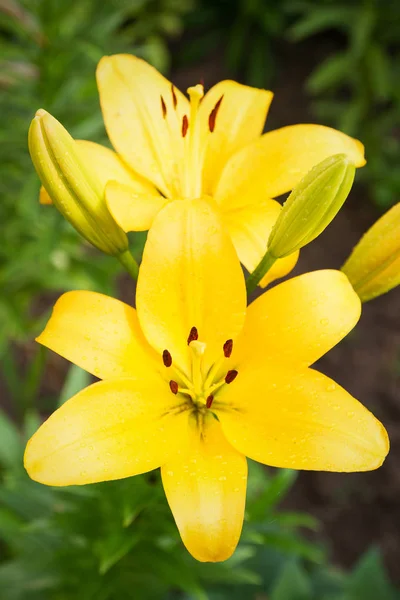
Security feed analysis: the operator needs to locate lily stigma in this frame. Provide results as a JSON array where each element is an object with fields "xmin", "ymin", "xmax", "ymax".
[
  {"xmin": 38, "ymin": 53, "xmax": 366, "ymax": 286},
  {"xmin": 25, "ymin": 199, "xmax": 389, "ymax": 562}
]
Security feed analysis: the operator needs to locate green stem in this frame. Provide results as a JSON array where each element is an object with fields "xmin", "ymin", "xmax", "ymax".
[
  {"xmin": 118, "ymin": 249, "xmax": 139, "ymax": 281},
  {"xmin": 246, "ymin": 251, "xmax": 277, "ymax": 294}
]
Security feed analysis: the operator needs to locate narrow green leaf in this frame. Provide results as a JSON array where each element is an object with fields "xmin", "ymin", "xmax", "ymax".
[
  {"xmin": 247, "ymin": 468, "xmax": 297, "ymax": 521},
  {"xmin": 23, "ymin": 409, "xmax": 42, "ymax": 442},
  {"xmin": 288, "ymin": 7, "xmax": 354, "ymax": 41},
  {"xmin": 350, "ymin": 5, "xmax": 375, "ymax": 59},
  {"xmin": 307, "ymin": 52, "xmax": 351, "ymax": 95},
  {"xmin": 366, "ymin": 44, "xmax": 392, "ymax": 102},
  {"xmin": 270, "ymin": 561, "xmax": 312, "ymax": 600},
  {"xmin": 98, "ymin": 533, "xmax": 142, "ymax": 575},
  {"xmin": 0, "ymin": 409, "xmax": 22, "ymax": 467},
  {"xmin": 345, "ymin": 548, "xmax": 395, "ymax": 600}
]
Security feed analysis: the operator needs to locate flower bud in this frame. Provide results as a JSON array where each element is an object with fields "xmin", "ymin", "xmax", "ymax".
[
  {"xmin": 342, "ymin": 202, "xmax": 400, "ymax": 302},
  {"xmin": 268, "ymin": 154, "xmax": 355, "ymax": 258},
  {"xmin": 28, "ymin": 109, "xmax": 129, "ymax": 256}
]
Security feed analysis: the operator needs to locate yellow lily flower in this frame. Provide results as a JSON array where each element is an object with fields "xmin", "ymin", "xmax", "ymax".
[
  {"xmin": 40, "ymin": 54, "xmax": 365, "ymax": 286},
  {"xmin": 25, "ymin": 199, "xmax": 388, "ymax": 562}
]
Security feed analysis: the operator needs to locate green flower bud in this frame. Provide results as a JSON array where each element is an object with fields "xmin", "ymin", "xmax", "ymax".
[
  {"xmin": 342, "ymin": 202, "xmax": 400, "ymax": 302},
  {"xmin": 268, "ymin": 154, "xmax": 356, "ymax": 258},
  {"xmin": 28, "ymin": 109, "xmax": 129, "ymax": 257}
]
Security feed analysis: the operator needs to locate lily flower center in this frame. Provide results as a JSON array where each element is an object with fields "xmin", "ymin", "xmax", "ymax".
[
  {"xmin": 160, "ymin": 84, "xmax": 223, "ymax": 199},
  {"xmin": 162, "ymin": 327, "xmax": 237, "ymax": 410}
]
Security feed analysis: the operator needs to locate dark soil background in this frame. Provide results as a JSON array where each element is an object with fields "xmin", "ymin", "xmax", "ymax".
[{"xmin": 1, "ymin": 37, "xmax": 399, "ymax": 582}]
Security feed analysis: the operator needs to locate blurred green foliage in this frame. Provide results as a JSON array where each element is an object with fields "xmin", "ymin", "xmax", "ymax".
[
  {"xmin": 287, "ymin": 0, "xmax": 400, "ymax": 209},
  {"xmin": 191, "ymin": 0, "xmax": 400, "ymax": 209},
  {"xmin": 0, "ymin": 0, "xmax": 192, "ymax": 350}
]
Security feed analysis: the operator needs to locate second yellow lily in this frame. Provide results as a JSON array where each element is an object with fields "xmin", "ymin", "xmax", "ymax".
[{"xmin": 40, "ymin": 54, "xmax": 365, "ymax": 286}]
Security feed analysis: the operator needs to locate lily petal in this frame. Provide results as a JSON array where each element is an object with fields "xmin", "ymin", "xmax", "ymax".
[
  {"xmin": 221, "ymin": 196, "xmax": 299, "ymax": 287},
  {"xmin": 106, "ymin": 181, "xmax": 167, "ymax": 232},
  {"xmin": 25, "ymin": 377, "xmax": 190, "ymax": 486},
  {"xmin": 77, "ymin": 140, "xmax": 157, "ymax": 193},
  {"xmin": 162, "ymin": 413, "xmax": 247, "ymax": 562},
  {"xmin": 235, "ymin": 270, "xmax": 361, "ymax": 367},
  {"xmin": 37, "ymin": 291, "xmax": 158, "ymax": 380},
  {"xmin": 97, "ymin": 54, "xmax": 189, "ymax": 197},
  {"xmin": 136, "ymin": 198, "xmax": 247, "ymax": 373},
  {"xmin": 217, "ymin": 366, "xmax": 389, "ymax": 472},
  {"xmin": 199, "ymin": 80, "xmax": 273, "ymax": 195},
  {"xmin": 215, "ymin": 124, "xmax": 365, "ymax": 201},
  {"xmin": 38, "ymin": 139, "xmax": 154, "ymax": 206}
]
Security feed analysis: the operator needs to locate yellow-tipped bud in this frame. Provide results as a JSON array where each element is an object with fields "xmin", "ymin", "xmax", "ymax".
[
  {"xmin": 268, "ymin": 154, "xmax": 356, "ymax": 258},
  {"xmin": 342, "ymin": 202, "xmax": 400, "ymax": 302},
  {"xmin": 28, "ymin": 109, "xmax": 128, "ymax": 256}
]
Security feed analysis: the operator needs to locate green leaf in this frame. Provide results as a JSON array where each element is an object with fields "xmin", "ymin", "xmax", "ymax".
[
  {"xmin": 338, "ymin": 98, "xmax": 366, "ymax": 136},
  {"xmin": 247, "ymin": 466, "xmax": 297, "ymax": 521},
  {"xmin": 366, "ymin": 44, "xmax": 392, "ymax": 102},
  {"xmin": 0, "ymin": 479, "xmax": 55, "ymax": 520},
  {"xmin": 261, "ymin": 530, "xmax": 325, "ymax": 563},
  {"xmin": 58, "ymin": 363, "xmax": 92, "ymax": 407},
  {"xmin": 270, "ymin": 561, "xmax": 312, "ymax": 600},
  {"xmin": 288, "ymin": 7, "xmax": 354, "ymax": 41},
  {"xmin": 23, "ymin": 410, "xmax": 42, "ymax": 442},
  {"xmin": 97, "ymin": 532, "xmax": 142, "ymax": 574},
  {"xmin": 0, "ymin": 506, "xmax": 25, "ymax": 546},
  {"xmin": 307, "ymin": 52, "xmax": 351, "ymax": 95},
  {"xmin": 0, "ymin": 560, "xmax": 58, "ymax": 600},
  {"xmin": 349, "ymin": 5, "xmax": 375, "ymax": 60},
  {"xmin": 0, "ymin": 409, "xmax": 22, "ymax": 467},
  {"xmin": 345, "ymin": 548, "xmax": 395, "ymax": 600},
  {"xmin": 272, "ymin": 511, "xmax": 320, "ymax": 531}
]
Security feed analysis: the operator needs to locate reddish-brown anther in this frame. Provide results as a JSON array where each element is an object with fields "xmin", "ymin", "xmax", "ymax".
[
  {"xmin": 182, "ymin": 115, "xmax": 189, "ymax": 138},
  {"xmin": 225, "ymin": 369, "xmax": 238, "ymax": 384},
  {"xmin": 162, "ymin": 349, "xmax": 172, "ymax": 367},
  {"xmin": 171, "ymin": 84, "xmax": 178, "ymax": 109},
  {"xmin": 187, "ymin": 326, "xmax": 199, "ymax": 345},
  {"xmin": 206, "ymin": 395, "xmax": 214, "ymax": 408},
  {"xmin": 223, "ymin": 339, "xmax": 233, "ymax": 358},
  {"xmin": 160, "ymin": 95, "xmax": 167, "ymax": 119},
  {"xmin": 208, "ymin": 95, "xmax": 224, "ymax": 132},
  {"xmin": 169, "ymin": 380, "xmax": 178, "ymax": 394}
]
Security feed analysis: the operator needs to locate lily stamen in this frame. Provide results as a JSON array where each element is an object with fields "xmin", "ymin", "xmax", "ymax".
[
  {"xmin": 223, "ymin": 339, "xmax": 233, "ymax": 358},
  {"xmin": 162, "ymin": 349, "xmax": 172, "ymax": 367},
  {"xmin": 206, "ymin": 395, "xmax": 214, "ymax": 408},
  {"xmin": 205, "ymin": 377, "xmax": 227, "ymax": 396},
  {"xmin": 162, "ymin": 348, "xmax": 194, "ymax": 391},
  {"xmin": 187, "ymin": 326, "xmax": 198, "ymax": 344},
  {"xmin": 225, "ymin": 369, "xmax": 238, "ymax": 384},
  {"xmin": 204, "ymin": 339, "xmax": 234, "ymax": 389},
  {"xmin": 178, "ymin": 386, "xmax": 195, "ymax": 399},
  {"xmin": 169, "ymin": 380, "xmax": 178, "ymax": 394}
]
